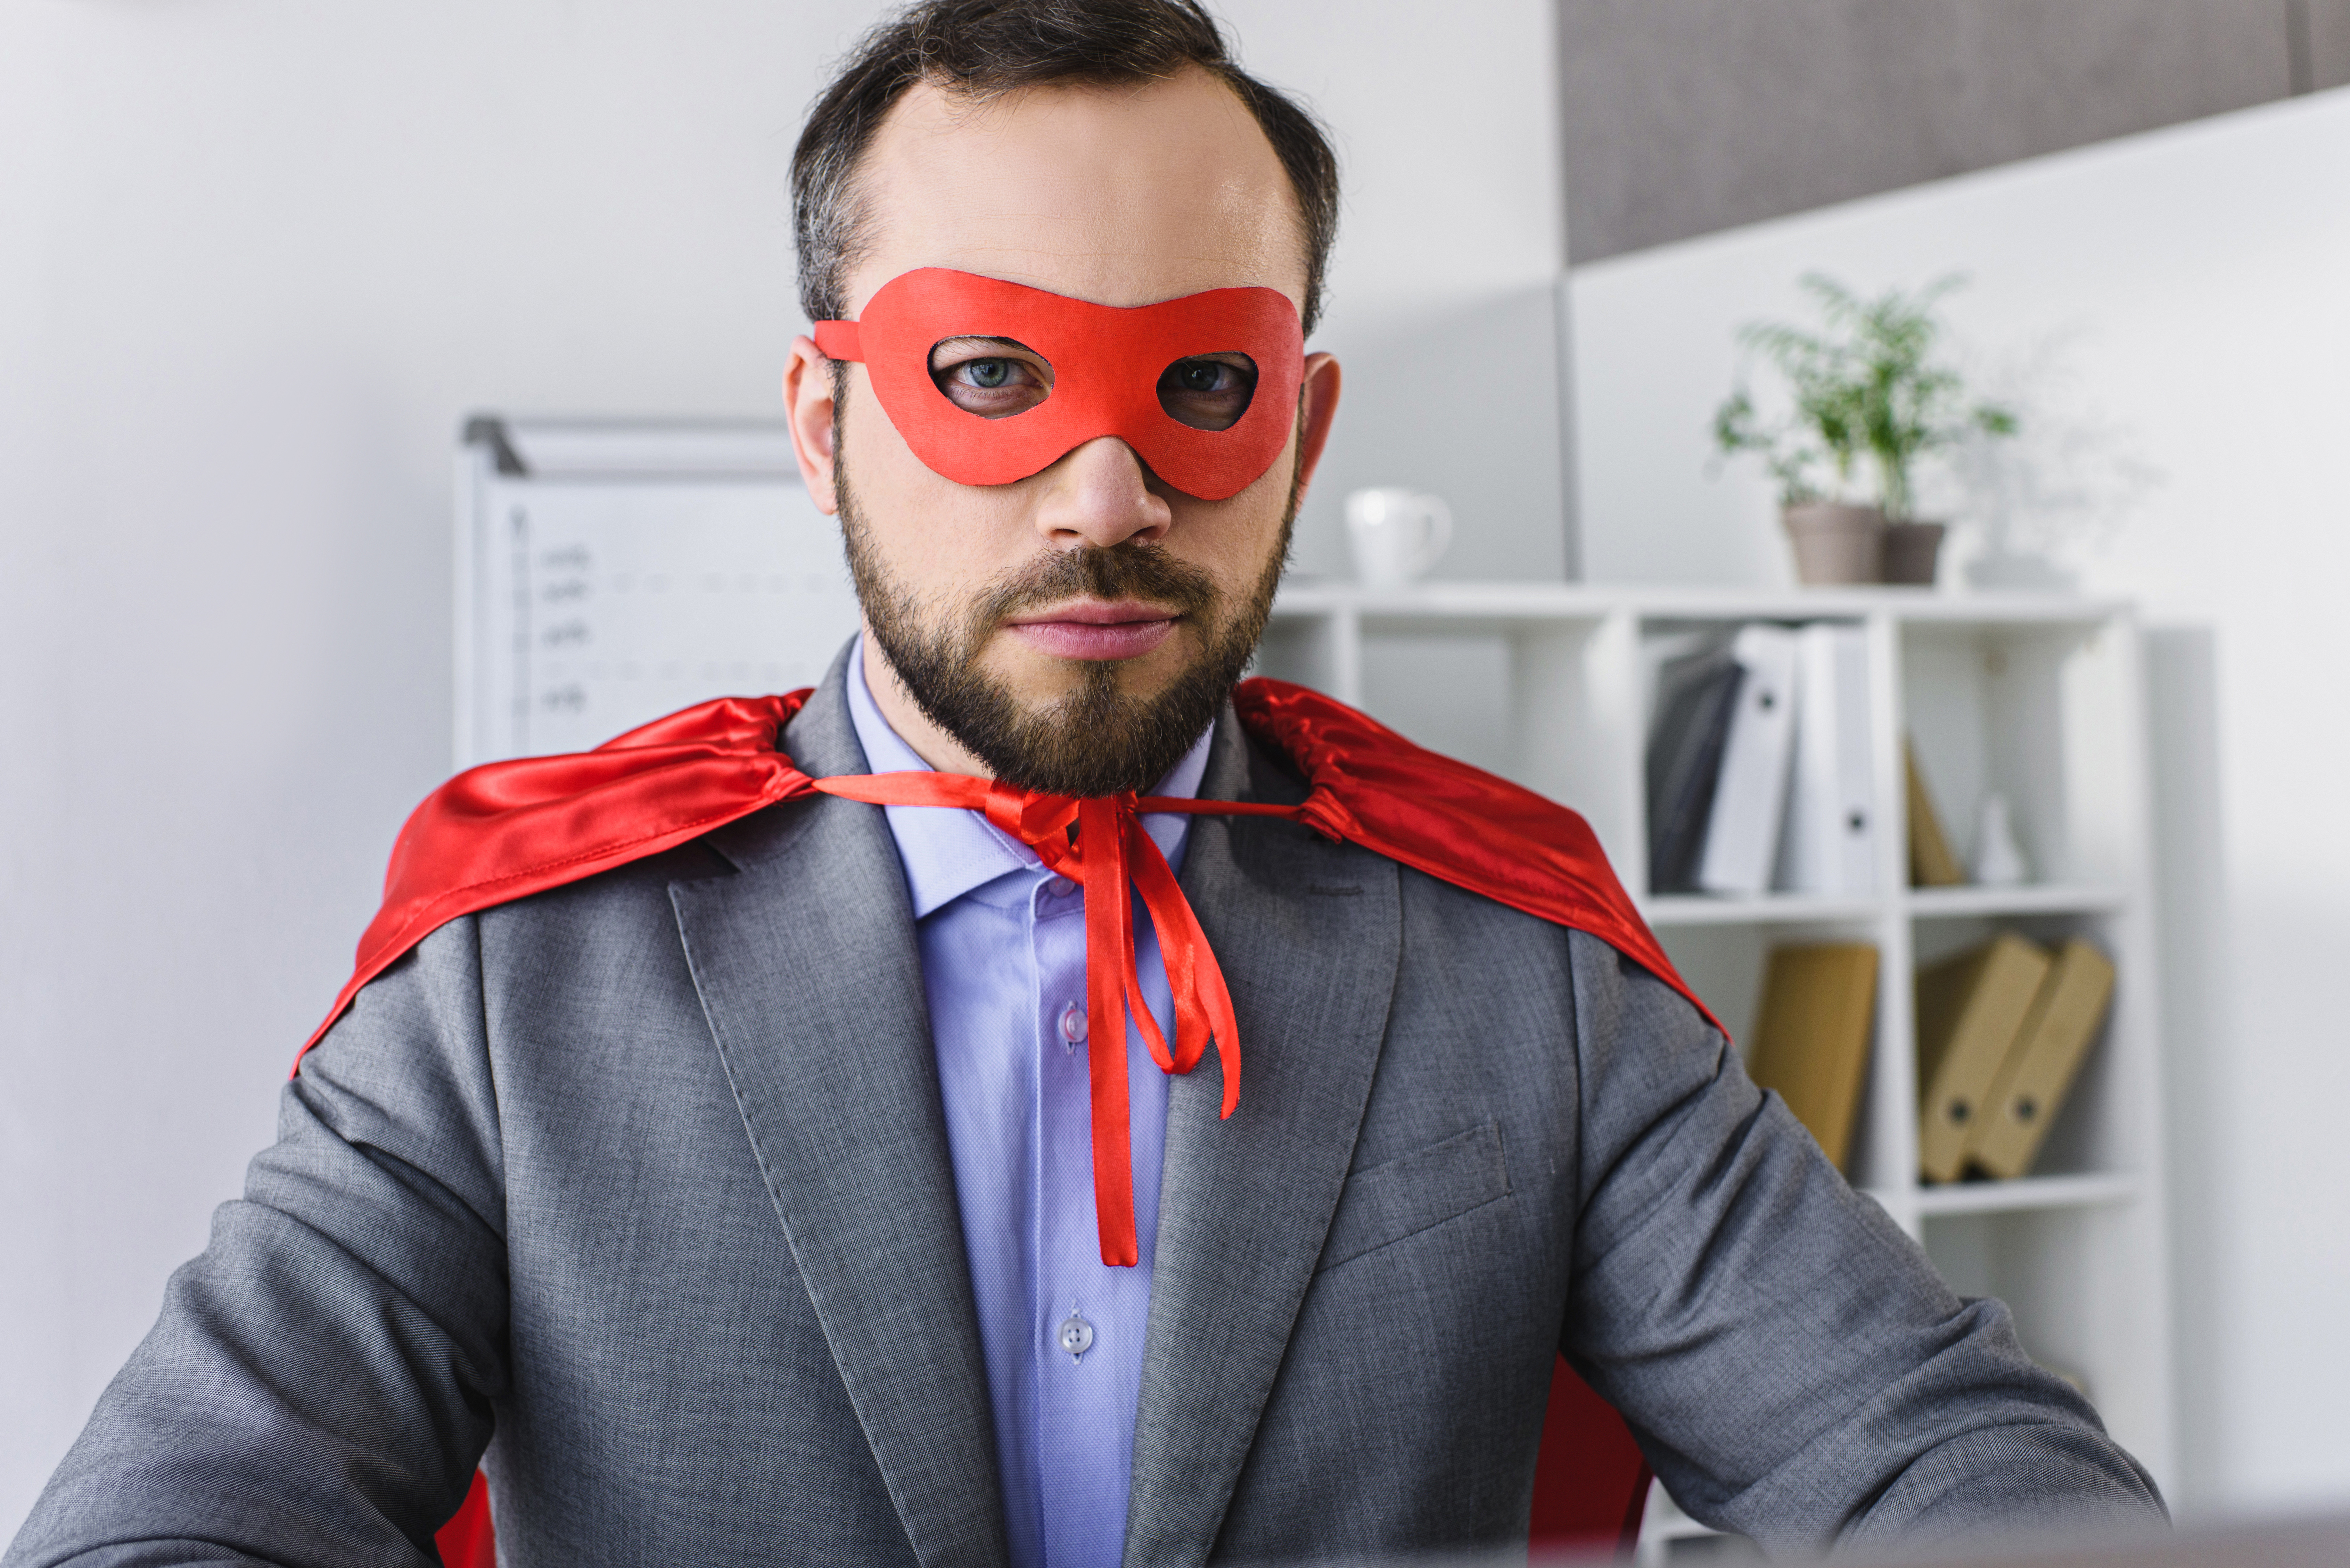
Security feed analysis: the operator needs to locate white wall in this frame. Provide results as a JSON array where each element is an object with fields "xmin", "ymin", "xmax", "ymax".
[
  {"xmin": 1234, "ymin": 0, "xmax": 1570, "ymax": 580},
  {"xmin": 1571, "ymin": 89, "xmax": 2350, "ymax": 1514},
  {"xmin": 0, "ymin": 0, "xmax": 1569, "ymax": 1533}
]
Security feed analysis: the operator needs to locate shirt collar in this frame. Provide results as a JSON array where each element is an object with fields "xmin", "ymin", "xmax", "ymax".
[{"xmin": 844, "ymin": 635, "xmax": 1214, "ymax": 919}]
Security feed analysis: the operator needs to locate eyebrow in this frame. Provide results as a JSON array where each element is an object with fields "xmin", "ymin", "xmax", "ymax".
[{"xmin": 929, "ymin": 335, "xmax": 1040, "ymax": 354}]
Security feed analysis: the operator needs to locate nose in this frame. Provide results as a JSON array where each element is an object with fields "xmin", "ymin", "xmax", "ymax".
[{"xmin": 1032, "ymin": 437, "xmax": 1174, "ymax": 550}]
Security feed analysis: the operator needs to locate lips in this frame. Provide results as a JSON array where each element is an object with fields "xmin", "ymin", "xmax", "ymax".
[{"xmin": 1004, "ymin": 600, "xmax": 1180, "ymax": 661}]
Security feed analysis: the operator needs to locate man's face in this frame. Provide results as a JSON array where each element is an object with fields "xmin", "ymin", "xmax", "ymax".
[{"xmin": 784, "ymin": 66, "xmax": 1340, "ymax": 795}]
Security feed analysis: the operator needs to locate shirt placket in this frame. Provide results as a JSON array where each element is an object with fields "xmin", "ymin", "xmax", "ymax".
[{"xmin": 1030, "ymin": 869, "xmax": 1170, "ymax": 1568}]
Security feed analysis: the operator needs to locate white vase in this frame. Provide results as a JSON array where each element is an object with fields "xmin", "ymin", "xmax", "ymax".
[{"xmin": 1971, "ymin": 793, "xmax": 2030, "ymax": 886}]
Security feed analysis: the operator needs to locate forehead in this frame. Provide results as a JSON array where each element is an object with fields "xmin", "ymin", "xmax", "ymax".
[{"xmin": 848, "ymin": 67, "xmax": 1307, "ymax": 318}]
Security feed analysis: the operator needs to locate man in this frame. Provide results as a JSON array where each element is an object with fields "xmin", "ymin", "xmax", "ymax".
[{"xmin": 10, "ymin": 3, "xmax": 2164, "ymax": 1565}]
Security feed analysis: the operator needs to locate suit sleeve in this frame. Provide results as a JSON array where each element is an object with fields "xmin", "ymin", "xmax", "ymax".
[
  {"xmin": 1554, "ymin": 931, "xmax": 2166, "ymax": 1557},
  {"xmin": 6, "ymin": 919, "xmax": 508, "ymax": 1568}
]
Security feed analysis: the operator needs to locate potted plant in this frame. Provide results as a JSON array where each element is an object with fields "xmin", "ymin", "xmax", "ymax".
[{"xmin": 1713, "ymin": 274, "xmax": 2018, "ymax": 585}]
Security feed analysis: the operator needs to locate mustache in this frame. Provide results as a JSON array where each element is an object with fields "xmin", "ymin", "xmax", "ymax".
[{"xmin": 970, "ymin": 543, "xmax": 1221, "ymax": 629}]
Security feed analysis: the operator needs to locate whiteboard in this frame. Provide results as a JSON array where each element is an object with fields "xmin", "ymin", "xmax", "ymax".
[{"xmin": 454, "ymin": 418, "xmax": 863, "ymax": 768}]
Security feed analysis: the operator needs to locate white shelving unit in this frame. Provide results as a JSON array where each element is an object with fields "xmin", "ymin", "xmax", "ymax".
[{"xmin": 1259, "ymin": 581, "xmax": 2176, "ymax": 1515}]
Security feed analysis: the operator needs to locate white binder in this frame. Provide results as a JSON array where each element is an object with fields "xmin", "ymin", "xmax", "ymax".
[
  {"xmin": 1774, "ymin": 622, "xmax": 1877, "ymax": 895},
  {"xmin": 454, "ymin": 417, "xmax": 863, "ymax": 769},
  {"xmin": 1695, "ymin": 623, "xmax": 1800, "ymax": 896}
]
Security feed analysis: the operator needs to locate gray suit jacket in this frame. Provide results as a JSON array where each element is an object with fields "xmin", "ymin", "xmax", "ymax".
[{"xmin": 10, "ymin": 650, "xmax": 2162, "ymax": 1568}]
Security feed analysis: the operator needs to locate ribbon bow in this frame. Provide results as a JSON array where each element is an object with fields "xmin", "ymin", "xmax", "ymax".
[{"xmin": 814, "ymin": 773, "xmax": 1297, "ymax": 1266}]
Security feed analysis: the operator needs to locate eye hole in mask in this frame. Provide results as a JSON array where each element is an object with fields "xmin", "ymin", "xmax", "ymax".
[
  {"xmin": 1156, "ymin": 354, "xmax": 1257, "ymax": 431},
  {"xmin": 929, "ymin": 337, "xmax": 1054, "ymax": 419}
]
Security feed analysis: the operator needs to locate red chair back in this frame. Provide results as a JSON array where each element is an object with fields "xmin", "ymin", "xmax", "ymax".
[{"xmin": 1530, "ymin": 1355, "xmax": 1653, "ymax": 1555}]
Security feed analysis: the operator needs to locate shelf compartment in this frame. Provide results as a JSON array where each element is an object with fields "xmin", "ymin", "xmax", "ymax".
[
  {"xmin": 1904, "ymin": 884, "xmax": 2131, "ymax": 919},
  {"xmin": 1901, "ymin": 617, "xmax": 2144, "ymax": 890},
  {"xmin": 1911, "ymin": 1171, "xmax": 2139, "ymax": 1217}
]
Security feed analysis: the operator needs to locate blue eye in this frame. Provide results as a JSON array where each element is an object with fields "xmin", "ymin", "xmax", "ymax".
[{"xmin": 928, "ymin": 339, "xmax": 1053, "ymax": 418}]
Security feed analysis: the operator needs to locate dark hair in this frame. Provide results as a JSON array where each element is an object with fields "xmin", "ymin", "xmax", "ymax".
[{"xmin": 792, "ymin": 0, "xmax": 1340, "ymax": 334}]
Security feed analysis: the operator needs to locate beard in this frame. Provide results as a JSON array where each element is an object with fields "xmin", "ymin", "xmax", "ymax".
[{"xmin": 837, "ymin": 453, "xmax": 1295, "ymax": 799}]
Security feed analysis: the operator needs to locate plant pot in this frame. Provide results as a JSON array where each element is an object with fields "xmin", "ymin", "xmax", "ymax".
[
  {"xmin": 1781, "ymin": 503, "xmax": 1885, "ymax": 586},
  {"xmin": 1880, "ymin": 521, "xmax": 1947, "ymax": 586}
]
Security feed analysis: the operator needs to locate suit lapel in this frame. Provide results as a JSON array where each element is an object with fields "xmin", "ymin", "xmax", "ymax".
[
  {"xmin": 1123, "ymin": 717, "xmax": 1404, "ymax": 1568},
  {"xmin": 670, "ymin": 654, "xmax": 1009, "ymax": 1568}
]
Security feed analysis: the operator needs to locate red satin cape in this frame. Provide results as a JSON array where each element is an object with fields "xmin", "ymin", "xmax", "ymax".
[
  {"xmin": 302, "ymin": 677, "xmax": 1718, "ymax": 1279},
  {"xmin": 302, "ymin": 677, "xmax": 1714, "ymax": 1067}
]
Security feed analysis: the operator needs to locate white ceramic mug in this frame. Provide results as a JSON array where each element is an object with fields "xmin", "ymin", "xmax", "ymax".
[{"xmin": 1344, "ymin": 488, "xmax": 1453, "ymax": 585}]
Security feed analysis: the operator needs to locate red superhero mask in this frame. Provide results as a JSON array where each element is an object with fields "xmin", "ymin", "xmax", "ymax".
[{"xmin": 813, "ymin": 268, "xmax": 1305, "ymax": 502}]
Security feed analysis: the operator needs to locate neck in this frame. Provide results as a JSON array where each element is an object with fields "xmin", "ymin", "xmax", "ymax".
[{"xmin": 857, "ymin": 627, "xmax": 996, "ymax": 779}]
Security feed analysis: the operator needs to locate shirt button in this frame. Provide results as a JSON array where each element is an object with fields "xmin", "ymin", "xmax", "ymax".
[
  {"xmin": 1057, "ymin": 1311, "xmax": 1095, "ymax": 1360},
  {"xmin": 1058, "ymin": 1002, "xmax": 1087, "ymax": 1050},
  {"xmin": 1047, "ymin": 875, "xmax": 1077, "ymax": 899}
]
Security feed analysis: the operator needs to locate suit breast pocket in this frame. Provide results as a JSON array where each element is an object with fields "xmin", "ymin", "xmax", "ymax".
[{"xmin": 1316, "ymin": 1120, "xmax": 1511, "ymax": 1273}]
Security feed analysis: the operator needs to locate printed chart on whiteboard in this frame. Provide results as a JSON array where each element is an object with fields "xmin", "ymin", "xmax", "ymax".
[{"xmin": 456, "ymin": 420, "xmax": 863, "ymax": 768}]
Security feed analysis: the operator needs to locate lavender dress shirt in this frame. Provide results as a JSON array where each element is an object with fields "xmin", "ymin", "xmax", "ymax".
[{"xmin": 846, "ymin": 646, "xmax": 1212, "ymax": 1568}]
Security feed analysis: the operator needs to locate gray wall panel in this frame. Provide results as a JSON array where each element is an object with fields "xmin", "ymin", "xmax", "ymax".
[{"xmin": 1560, "ymin": 0, "xmax": 2349, "ymax": 263}]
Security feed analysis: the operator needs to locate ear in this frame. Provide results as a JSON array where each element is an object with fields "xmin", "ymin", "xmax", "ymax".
[
  {"xmin": 783, "ymin": 334, "xmax": 841, "ymax": 515},
  {"xmin": 1290, "ymin": 352, "xmax": 1342, "ymax": 501}
]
